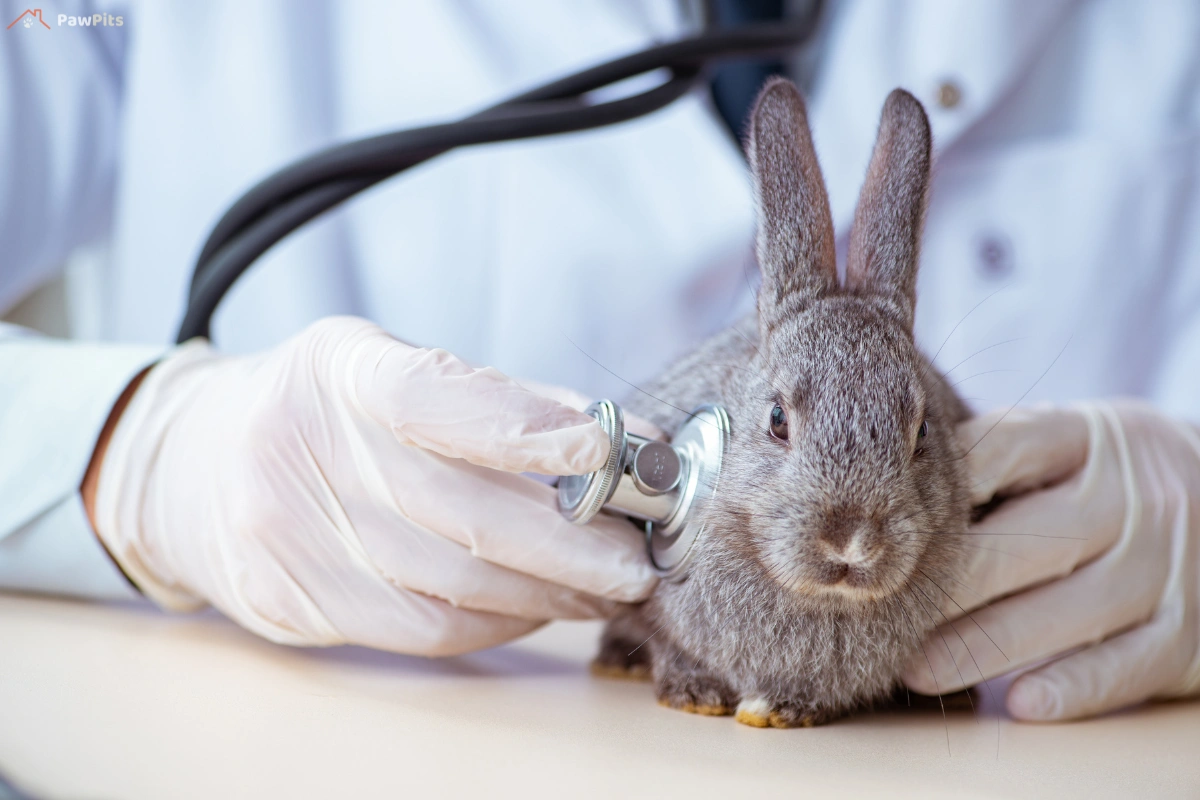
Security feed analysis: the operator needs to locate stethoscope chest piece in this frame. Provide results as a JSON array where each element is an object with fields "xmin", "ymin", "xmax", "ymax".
[
  {"xmin": 557, "ymin": 400, "xmax": 730, "ymax": 580},
  {"xmin": 648, "ymin": 403, "xmax": 729, "ymax": 578},
  {"xmin": 557, "ymin": 400, "xmax": 626, "ymax": 525}
]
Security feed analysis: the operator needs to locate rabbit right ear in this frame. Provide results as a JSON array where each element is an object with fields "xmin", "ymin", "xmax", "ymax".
[
  {"xmin": 747, "ymin": 77, "xmax": 837, "ymax": 334},
  {"xmin": 844, "ymin": 90, "xmax": 932, "ymax": 328}
]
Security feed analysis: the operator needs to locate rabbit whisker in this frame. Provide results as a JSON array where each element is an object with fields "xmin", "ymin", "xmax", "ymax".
[
  {"xmin": 948, "ymin": 542, "xmax": 1033, "ymax": 563},
  {"xmin": 562, "ymin": 334, "xmax": 719, "ymax": 430},
  {"xmin": 949, "ymin": 368, "xmax": 1027, "ymax": 389},
  {"xmin": 937, "ymin": 572, "xmax": 1010, "ymax": 627},
  {"xmin": 668, "ymin": 641, "xmax": 689, "ymax": 671},
  {"xmin": 915, "ymin": 567, "xmax": 1009, "ymax": 664},
  {"xmin": 925, "ymin": 568, "xmax": 1017, "ymax": 673},
  {"xmin": 740, "ymin": 245, "xmax": 761, "ymax": 298},
  {"xmin": 942, "ymin": 337, "xmax": 1028, "ymax": 377},
  {"xmin": 936, "ymin": 531, "xmax": 1086, "ymax": 540},
  {"xmin": 888, "ymin": 505, "xmax": 935, "ymax": 529},
  {"xmin": 727, "ymin": 325, "xmax": 795, "ymax": 401},
  {"xmin": 961, "ymin": 337, "xmax": 1072, "ymax": 459},
  {"xmin": 887, "ymin": 550, "xmax": 1009, "ymax": 660},
  {"xmin": 892, "ymin": 581, "xmax": 950, "ymax": 756},
  {"xmin": 627, "ymin": 623, "xmax": 667, "ymax": 657},
  {"xmin": 915, "ymin": 567, "xmax": 1003, "ymax": 756},
  {"xmin": 731, "ymin": 252, "xmax": 797, "ymax": 402},
  {"xmin": 908, "ymin": 579, "xmax": 978, "ymax": 723},
  {"xmin": 707, "ymin": 358, "xmax": 793, "ymax": 402},
  {"xmin": 927, "ymin": 282, "xmax": 1013, "ymax": 366}
]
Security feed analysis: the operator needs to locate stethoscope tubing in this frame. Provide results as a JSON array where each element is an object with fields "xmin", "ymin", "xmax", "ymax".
[{"xmin": 178, "ymin": 12, "xmax": 821, "ymax": 343}]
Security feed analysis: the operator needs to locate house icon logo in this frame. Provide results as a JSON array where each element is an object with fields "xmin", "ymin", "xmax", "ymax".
[{"xmin": 7, "ymin": 9, "xmax": 51, "ymax": 29}]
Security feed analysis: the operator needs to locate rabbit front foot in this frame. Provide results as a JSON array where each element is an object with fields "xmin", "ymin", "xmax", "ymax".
[
  {"xmin": 590, "ymin": 659, "xmax": 650, "ymax": 681},
  {"xmin": 653, "ymin": 658, "xmax": 736, "ymax": 717},
  {"xmin": 591, "ymin": 607, "xmax": 653, "ymax": 682},
  {"xmin": 734, "ymin": 697, "xmax": 832, "ymax": 729}
]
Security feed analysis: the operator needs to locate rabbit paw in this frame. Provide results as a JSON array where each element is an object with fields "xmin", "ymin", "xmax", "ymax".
[
  {"xmin": 734, "ymin": 697, "xmax": 831, "ymax": 729},
  {"xmin": 591, "ymin": 610, "xmax": 653, "ymax": 681},
  {"xmin": 590, "ymin": 659, "xmax": 651, "ymax": 681},
  {"xmin": 655, "ymin": 668, "xmax": 737, "ymax": 717}
]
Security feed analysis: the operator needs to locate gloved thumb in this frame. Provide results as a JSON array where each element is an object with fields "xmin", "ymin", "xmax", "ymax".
[
  {"xmin": 957, "ymin": 404, "xmax": 1090, "ymax": 506},
  {"xmin": 338, "ymin": 318, "xmax": 609, "ymax": 475}
]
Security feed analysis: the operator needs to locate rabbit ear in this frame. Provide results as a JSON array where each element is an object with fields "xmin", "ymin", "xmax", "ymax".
[
  {"xmin": 747, "ymin": 77, "xmax": 837, "ymax": 333},
  {"xmin": 844, "ymin": 89, "xmax": 932, "ymax": 328}
]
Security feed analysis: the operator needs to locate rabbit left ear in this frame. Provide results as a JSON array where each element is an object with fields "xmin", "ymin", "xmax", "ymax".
[
  {"xmin": 747, "ymin": 77, "xmax": 838, "ymax": 335},
  {"xmin": 844, "ymin": 89, "xmax": 932, "ymax": 329}
]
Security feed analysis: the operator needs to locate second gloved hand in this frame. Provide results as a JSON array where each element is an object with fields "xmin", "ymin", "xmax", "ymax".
[
  {"xmin": 903, "ymin": 401, "xmax": 1200, "ymax": 720},
  {"xmin": 91, "ymin": 317, "xmax": 657, "ymax": 656}
]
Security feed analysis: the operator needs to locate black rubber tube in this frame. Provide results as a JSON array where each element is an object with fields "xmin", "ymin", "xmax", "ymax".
[
  {"xmin": 190, "ymin": 17, "xmax": 819, "ymax": 276},
  {"xmin": 178, "ymin": 71, "xmax": 699, "ymax": 340},
  {"xmin": 178, "ymin": 14, "xmax": 820, "ymax": 343}
]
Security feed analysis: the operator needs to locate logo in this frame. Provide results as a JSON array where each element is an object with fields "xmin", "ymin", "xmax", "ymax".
[
  {"xmin": 58, "ymin": 12, "xmax": 123, "ymax": 27},
  {"xmin": 7, "ymin": 9, "xmax": 51, "ymax": 29},
  {"xmin": 5, "ymin": 9, "xmax": 125, "ymax": 30}
]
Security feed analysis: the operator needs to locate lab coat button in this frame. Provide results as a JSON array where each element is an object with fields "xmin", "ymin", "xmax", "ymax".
[
  {"xmin": 976, "ymin": 233, "xmax": 1013, "ymax": 279},
  {"xmin": 936, "ymin": 80, "xmax": 963, "ymax": 109}
]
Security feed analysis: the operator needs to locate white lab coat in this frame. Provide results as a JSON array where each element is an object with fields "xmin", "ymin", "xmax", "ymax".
[{"xmin": 1, "ymin": 0, "xmax": 1198, "ymax": 600}]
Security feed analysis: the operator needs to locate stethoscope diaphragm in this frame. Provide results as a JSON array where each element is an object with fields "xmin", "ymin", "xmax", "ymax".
[{"xmin": 557, "ymin": 400, "xmax": 730, "ymax": 580}]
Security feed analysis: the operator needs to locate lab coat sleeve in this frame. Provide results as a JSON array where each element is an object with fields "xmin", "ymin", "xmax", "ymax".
[
  {"xmin": 0, "ymin": 3, "xmax": 127, "ymax": 312},
  {"xmin": 1153, "ymin": 307, "xmax": 1200, "ymax": 426},
  {"xmin": 0, "ymin": 324, "xmax": 161, "ymax": 600},
  {"xmin": 1149, "ymin": 164, "xmax": 1200, "ymax": 426},
  {"xmin": 0, "ymin": 7, "xmax": 147, "ymax": 598}
]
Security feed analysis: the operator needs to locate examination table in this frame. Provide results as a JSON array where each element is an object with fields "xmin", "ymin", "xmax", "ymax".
[{"xmin": 1, "ymin": 593, "xmax": 1197, "ymax": 799}]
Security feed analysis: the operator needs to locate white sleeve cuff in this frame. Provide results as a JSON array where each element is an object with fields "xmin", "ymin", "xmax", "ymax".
[
  {"xmin": 0, "ymin": 492, "xmax": 142, "ymax": 600},
  {"xmin": 0, "ymin": 333, "xmax": 163, "ymax": 599}
]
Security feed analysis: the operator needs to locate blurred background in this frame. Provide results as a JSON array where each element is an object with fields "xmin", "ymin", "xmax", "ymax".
[{"xmin": 3, "ymin": 0, "xmax": 1198, "ymax": 418}]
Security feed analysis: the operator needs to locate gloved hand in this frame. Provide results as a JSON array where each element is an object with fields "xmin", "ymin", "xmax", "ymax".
[
  {"xmin": 902, "ymin": 401, "xmax": 1200, "ymax": 720},
  {"xmin": 89, "ymin": 317, "xmax": 657, "ymax": 656}
]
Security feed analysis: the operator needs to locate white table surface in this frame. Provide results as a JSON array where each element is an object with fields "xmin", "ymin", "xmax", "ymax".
[{"xmin": 1, "ymin": 593, "xmax": 1197, "ymax": 799}]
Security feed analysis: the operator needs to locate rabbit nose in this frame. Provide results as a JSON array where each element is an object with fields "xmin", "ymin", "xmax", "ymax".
[{"xmin": 818, "ymin": 516, "xmax": 880, "ymax": 564}]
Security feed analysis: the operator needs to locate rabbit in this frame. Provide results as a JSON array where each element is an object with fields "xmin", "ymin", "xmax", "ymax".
[{"xmin": 591, "ymin": 77, "xmax": 973, "ymax": 728}]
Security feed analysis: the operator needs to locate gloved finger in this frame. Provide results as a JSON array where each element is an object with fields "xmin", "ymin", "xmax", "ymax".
[
  {"xmin": 516, "ymin": 378, "xmax": 667, "ymax": 441},
  {"xmin": 511, "ymin": 377, "xmax": 593, "ymax": 412},
  {"xmin": 340, "ymin": 319, "xmax": 609, "ymax": 476},
  {"xmin": 351, "ymin": 505, "xmax": 622, "ymax": 621},
  {"xmin": 959, "ymin": 405, "xmax": 1089, "ymax": 506},
  {"xmin": 329, "ymin": 584, "xmax": 544, "ymax": 657},
  {"xmin": 200, "ymin": 534, "xmax": 543, "ymax": 656},
  {"xmin": 944, "ymin": 479, "xmax": 1122, "ymax": 615},
  {"xmin": 361, "ymin": 435, "xmax": 657, "ymax": 603},
  {"xmin": 944, "ymin": 406, "xmax": 1127, "ymax": 612},
  {"xmin": 902, "ymin": 544, "xmax": 1166, "ymax": 695},
  {"xmin": 238, "ymin": 440, "xmax": 626, "ymax": 622},
  {"xmin": 1005, "ymin": 617, "xmax": 1188, "ymax": 721}
]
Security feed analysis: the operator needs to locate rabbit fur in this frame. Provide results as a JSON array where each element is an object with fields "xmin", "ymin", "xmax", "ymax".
[{"xmin": 593, "ymin": 78, "xmax": 972, "ymax": 728}]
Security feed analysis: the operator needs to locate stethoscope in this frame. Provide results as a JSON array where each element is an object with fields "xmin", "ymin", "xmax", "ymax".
[
  {"xmin": 177, "ymin": 8, "xmax": 819, "ymax": 577},
  {"xmin": 557, "ymin": 401, "xmax": 730, "ymax": 579}
]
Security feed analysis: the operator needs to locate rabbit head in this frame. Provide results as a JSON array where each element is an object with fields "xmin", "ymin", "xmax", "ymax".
[{"xmin": 693, "ymin": 78, "xmax": 969, "ymax": 614}]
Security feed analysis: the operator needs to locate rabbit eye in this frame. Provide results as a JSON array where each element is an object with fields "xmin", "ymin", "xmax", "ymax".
[
  {"xmin": 769, "ymin": 404, "xmax": 789, "ymax": 440},
  {"xmin": 914, "ymin": 419, "xmax": 929, "ymax": 454}
]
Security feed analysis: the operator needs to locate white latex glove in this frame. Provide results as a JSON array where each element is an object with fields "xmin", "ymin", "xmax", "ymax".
[
  {"xmin": 903, "ymin": 401, "xmax": 1200, "ymax": 720},
  {"xmin": 92, "ymin": 317, "xmax": 656, "ymax": 656}
]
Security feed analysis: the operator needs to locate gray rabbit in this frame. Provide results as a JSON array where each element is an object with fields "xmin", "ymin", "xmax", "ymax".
[{"xmin": 593, "ymin": 78, "xmax": 972, "ymax": 727}]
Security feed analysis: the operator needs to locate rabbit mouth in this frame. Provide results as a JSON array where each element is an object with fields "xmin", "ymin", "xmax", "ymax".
[
  {"xmin": 811, "ymin": 560, "xmax": 897, "ymax": 601},
  {"xmin": 759, "ymin": 547, "xmax": 910, "ymax": 603}
]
